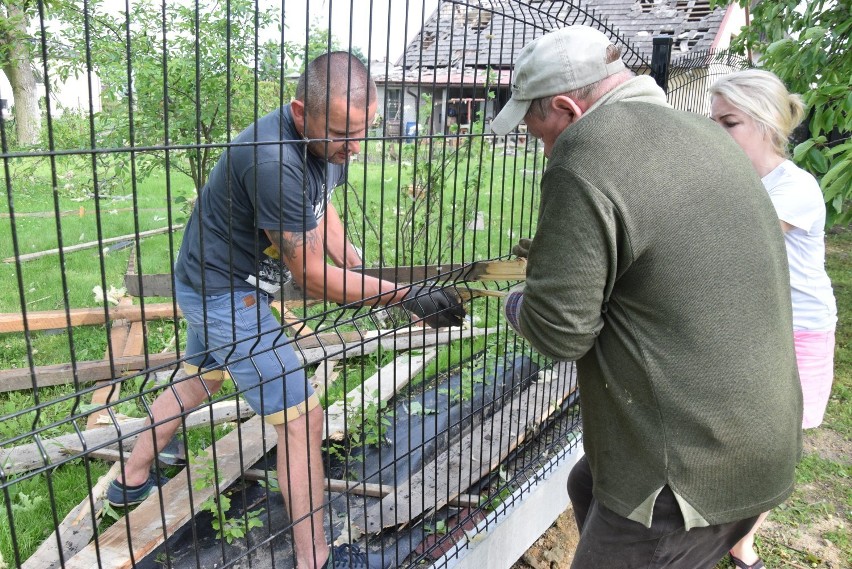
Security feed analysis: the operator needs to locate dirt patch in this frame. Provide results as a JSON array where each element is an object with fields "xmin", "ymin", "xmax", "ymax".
[
  {"xmin": 512, "ymin": 507, "xmax": 579, "ymax": 569},
  {"xmin": 802, "ymin": 428, "xmax": 852, "ymax": 464}
]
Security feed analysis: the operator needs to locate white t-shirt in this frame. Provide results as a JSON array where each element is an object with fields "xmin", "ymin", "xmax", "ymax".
[{"xmin": 763, "ymin": 160, "xmax": 837, "ymax": 330}]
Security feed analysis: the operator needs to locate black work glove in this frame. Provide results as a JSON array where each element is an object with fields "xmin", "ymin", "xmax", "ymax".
[
  {"xmin": 402, "ymin": 285, "xmax": 466, "ymax": 328},
  {"xmin": 512, "ymin": 238, "xmax": 532, "ymax": 258}
]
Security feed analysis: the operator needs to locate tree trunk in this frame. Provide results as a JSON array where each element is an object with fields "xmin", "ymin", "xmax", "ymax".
[{"xmin": 1, "ymin": 3, "xmax": 41, "ymax": 145}]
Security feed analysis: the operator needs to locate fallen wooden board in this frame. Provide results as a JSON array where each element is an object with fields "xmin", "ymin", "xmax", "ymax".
[
  {"xmin": 3, "ymin": 225, "xmax": 183, "ymax": 264},
  {"xmin": 241, "ymin": 469, "xmax": 482, "ymax": 508},
  {"xmin": 364, "ymin": 364, "xmax": 577, "ymax": 533},
  {"xmin": 88, "ymin": 298, "xmax": 135, "ymax": 430},
  {"xmin": 0, "ymin": 399, "xmax": 254, "ymax": 476},
  {"xmin": 22, "ymin": 462, "xmax": 122, "ymax": 569},
  {"xmin": 324, "ymin": 349, "xmax": 437, "ymax": 440},
  {"xmin": 297, "ymin": 326, "xmax": 495, "ymax": 365},
  {"xmin": 0, "ymin": 302, "xmax": 180, "ymax": 334},
  {"xmin": 0, "ymin": 352, "xmax": 179, "ymax": 393},
  {"xmin": 0, "ymin": 326, "xmax": 494, "ymax": 392},
  {"xmin": 63, "ymin": 414, "xmax": 277, "ymax": 569}
]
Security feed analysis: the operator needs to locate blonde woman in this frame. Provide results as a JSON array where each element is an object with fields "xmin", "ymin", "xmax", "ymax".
[{"xmin": 710, "ymin": 69, "xmax": 838, "ymax": 569}]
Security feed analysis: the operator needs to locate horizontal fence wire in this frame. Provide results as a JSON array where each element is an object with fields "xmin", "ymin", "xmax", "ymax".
[{"xmin": 9, "ymin": 0, "xmax": 765, "ymax": 566}]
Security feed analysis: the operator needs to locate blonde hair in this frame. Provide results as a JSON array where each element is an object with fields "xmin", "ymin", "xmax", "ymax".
[{"xmin": 709, "ymin": 69, "xmax": 805, "ymax": 157}]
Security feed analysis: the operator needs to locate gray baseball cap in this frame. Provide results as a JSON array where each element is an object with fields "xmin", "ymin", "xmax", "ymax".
[{"xmin": 490, "ymin": 25, "xmax": 626, "ymax": 136}]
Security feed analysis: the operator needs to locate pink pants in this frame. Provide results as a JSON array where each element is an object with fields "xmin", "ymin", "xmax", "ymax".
[{"xmin": 795, "ymin": 328, "xmax": 836, "ymax": 429}]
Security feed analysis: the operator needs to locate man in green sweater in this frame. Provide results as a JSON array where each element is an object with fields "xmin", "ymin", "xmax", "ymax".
[{"xmin": 493, "ymin": 26, "xmax": 801, "ymax": 568}]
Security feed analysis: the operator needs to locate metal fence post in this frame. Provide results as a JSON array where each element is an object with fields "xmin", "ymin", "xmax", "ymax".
[{"xmin": 650, "ymin": 36, "xmax": 674, "ymax": 94}]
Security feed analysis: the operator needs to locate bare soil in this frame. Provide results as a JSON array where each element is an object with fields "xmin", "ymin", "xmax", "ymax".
[{"xmin": 513, "ymin": 429, "xmax": 852, "ymax": 569}]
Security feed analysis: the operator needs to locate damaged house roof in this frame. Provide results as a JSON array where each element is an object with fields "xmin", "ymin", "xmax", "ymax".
[{"xmin": 395, "ymin": 0, "xmax": 730, "ymax": 72}]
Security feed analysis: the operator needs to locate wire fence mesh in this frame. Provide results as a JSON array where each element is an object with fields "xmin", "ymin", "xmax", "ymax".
[{"xmin": 0, "ymin": 1, "xmax": 751, "ymax": 567}]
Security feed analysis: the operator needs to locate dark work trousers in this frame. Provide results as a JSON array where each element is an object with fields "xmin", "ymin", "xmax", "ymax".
[{"xmin": 567, "ymin": 455, "xmax": 760, "ymax": 569}]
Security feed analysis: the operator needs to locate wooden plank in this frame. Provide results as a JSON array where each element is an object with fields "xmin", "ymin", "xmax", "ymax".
[
  {"xmin": 121, "ymin": 321, "xmax": 146, "ymax": 358},
  {"xmin": 364, "ymin": 364, "xmax": 577, "ymax": 533},
  {"xmin": 455, "ymin": 288, "xmax": 507, "ymax": 301},
  {"xmin": 241, "ymin": 468, "xmax": 482, "ymax": 507},
  {"xmin": 0, "ymin": 326, "xmax": 495, "ymax": 393},
  {"xmin": 64, "ymin": 415, "xmax": 278, "ymax": 569},
  {"xmin": 3, "ymin": 225, "xmax": 183, "ymax": 264},
  {"xmin": 123, "ymin": 260, "xmax": 523, "ymax": 299},
  {"xmin": 22, "ymin": 462, "xmax": 122, "ymax": 569},
  {"xmin": 0, "ymin": 352, "xmax": 179, "ymax": 393},
  {"xmin": 270, "ymin": 299, "xmax": 315, "ymax": 337},
  {"xmin": 104, "ymin": 297, "xmax": 133, "ymax": 360},
  {"xmin": 454, "ymin": 258, "xmax": 527, "ymax": 282},
  {"xmin": 87, "ymin": 298, "xmax": 134, "ymax": 430},
  {"xmin": 300, "ymin": 326, "xmax": 495, "ymax": 365},
  {"xmin": 324, "ymin": 349, "xmax": 437, "ymax": 440},
  {"xmin": 310, "ymin": 360, "xmax": 341, "ymax": 395},
  {"xmin": 0, "ymin": 400, "xmax": 254, "ymax": 476},
  {"xmin": 0, "ymin": 303, "xmax": 180, "ymax": 334}
]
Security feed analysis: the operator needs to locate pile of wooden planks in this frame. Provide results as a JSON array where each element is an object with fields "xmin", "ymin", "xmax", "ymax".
[{"xmin": 5, "ymin": 258, "xmax": 534, "ymax": 568}]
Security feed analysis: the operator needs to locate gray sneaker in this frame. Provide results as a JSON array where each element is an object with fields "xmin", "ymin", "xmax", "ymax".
[
  {"xmin": 106, "ymin": 470, "xmax": 168, "ymax": 507},
  {"xmin": 327, "ymin": 543, "xmax": 387, "ymax": 569}
]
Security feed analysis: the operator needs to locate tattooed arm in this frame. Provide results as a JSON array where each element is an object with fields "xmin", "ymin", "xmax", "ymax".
[{"xmin": 265, "ymin": 228, "xmax": 406, "ymax": 306}]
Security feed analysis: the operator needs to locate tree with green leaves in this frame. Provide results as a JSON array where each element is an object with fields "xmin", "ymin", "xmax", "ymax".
[
  {"xmin": 52, "ymin": 0, "xmax": 299, "ymax": 192},
  {"xmin": 0, "ymin": 0, "xmax": 43, "ymax": 145},
  {"xmin": 717, "ymin": 0, "xmax": 851, "ymax": 226}
]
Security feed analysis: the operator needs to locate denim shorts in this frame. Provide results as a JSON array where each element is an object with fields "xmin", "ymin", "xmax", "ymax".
[{"xmin": 175, "ymin": 278, "xmax": 317, "ymax": 424}]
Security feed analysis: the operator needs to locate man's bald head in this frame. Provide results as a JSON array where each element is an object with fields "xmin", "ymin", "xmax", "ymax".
[{"xmin": 296, "ymin": 51, "xmax": 376, "ymax": 115}]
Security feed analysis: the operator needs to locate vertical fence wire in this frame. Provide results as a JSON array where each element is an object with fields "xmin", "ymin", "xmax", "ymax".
[{"xmin": 0, "ymin": 1, "xmax": 726, "ymax": 567}]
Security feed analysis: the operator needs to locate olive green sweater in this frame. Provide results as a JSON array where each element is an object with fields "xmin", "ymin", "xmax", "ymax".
[{"xmin": 518, "ymin": 77, "xmax": 802, "ymax": 529}]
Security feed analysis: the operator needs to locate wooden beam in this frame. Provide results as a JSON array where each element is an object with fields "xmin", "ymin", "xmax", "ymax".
[
  {"xmin": 0, "ymin": 352, "xmax": 179, "ymax": 393},
  {"xmin": 0, "ymin": 326, "xmax": 495, "ymax": 393},
  {"xmin": 324, "ymin": 349, "xmax": 437, "ymax": 440},
  {"xmin": 270, "ymin": 299, "xmax": 314, "ymax": 337},
  {"xmin": 63, "ymin": 415, "xmax": 278, "ymax": 569},
  {"xmin": 310, "ymin": 360, "xmax": 341, "ymax": 395},
  {"xmin": 3, "ymin": 225, "xmax": 183, "ymax": 264},
  {"xmin": 87, "ymin": 298, "xmax": 134, "ymax": 430},
  {"xmin": 122, "ymin": 260, "xmax": 525, "ymax": 299},
  {"xmin": 455, "ymin": 288, "xmax": 507, "ymax": 301},
  {"xmin": 104, "ymin": 298, "xmax": 133, "ymax": 360},
  {"xmin": 454, "ymin": 258, "xmax": 527, "ymax": 282},
  {"xmin": 121, "ymin": 321, "xmax": 146, "ymax": 358},
  {"xmin": 0, "ymin": 400, "xmax": 254, "ymax": 476},
  {"xmin": 364, "ymin": 364, "xmax": 577, "ymax": 533},
  {"xmin": 0, "ymin": 303, "xmax": 180, "ymax": 334},
  {"xmin": 22, "ymin": 462, "xmax": 122, "ymax": 569},
  {"xmin": 240, "ymin": 469, "xmax": 482, "ymax": 507}
]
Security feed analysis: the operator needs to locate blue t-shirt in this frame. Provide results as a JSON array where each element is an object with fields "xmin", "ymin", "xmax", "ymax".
[{"xmin": 175, "ymin": 105, "xmax": 345, "ymax": 294}]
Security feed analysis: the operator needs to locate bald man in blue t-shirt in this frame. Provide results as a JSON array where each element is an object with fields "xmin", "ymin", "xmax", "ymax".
[{"xmin": 108, "ymin": 52, "xmax": 464, "ymax": 569}]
